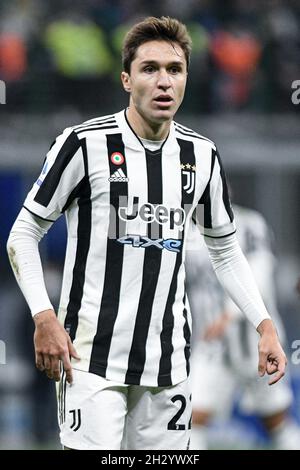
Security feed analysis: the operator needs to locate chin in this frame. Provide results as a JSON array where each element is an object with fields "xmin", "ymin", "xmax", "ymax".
[{"xmin": 152, "ymin": 109, "xmax": 174, "ymax": 122}]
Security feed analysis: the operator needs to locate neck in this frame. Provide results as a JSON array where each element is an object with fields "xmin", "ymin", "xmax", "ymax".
[{"xmin": 126, "ymin": 105, "xmax": 171, "ymax": 141}]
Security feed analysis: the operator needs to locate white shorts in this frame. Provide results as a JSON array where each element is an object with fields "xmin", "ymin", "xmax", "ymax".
[
  {"xmin": 57, "ymin": 369, "xmax": 192, "ymax": 450},
  {"xmin": 191, "ymin": 342, "xmax": 292, "ymax": 418}
]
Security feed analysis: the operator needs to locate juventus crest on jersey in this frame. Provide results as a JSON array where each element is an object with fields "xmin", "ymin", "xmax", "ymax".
[{"xmin": 23, "ymin": 109, "xmax": 235, "ymax": 387}]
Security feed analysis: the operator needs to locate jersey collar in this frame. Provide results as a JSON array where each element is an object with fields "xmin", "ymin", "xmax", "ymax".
[{"xmin": 115, "ymin": 109, "xmax": 177, "ymax": 155}]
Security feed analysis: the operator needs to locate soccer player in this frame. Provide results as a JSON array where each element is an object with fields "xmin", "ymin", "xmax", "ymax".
[
  {"xmin": 187, "ymin": 205, "xmax": 300, "ymax": 449},
  {"xmin": 7, "ymin": 17, "xmax": 286, "ymax": 450}
]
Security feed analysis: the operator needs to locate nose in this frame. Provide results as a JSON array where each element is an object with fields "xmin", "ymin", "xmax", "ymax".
[{"xmin": 157, "ymin": 69, "xmax": 171, "ymax": 90}]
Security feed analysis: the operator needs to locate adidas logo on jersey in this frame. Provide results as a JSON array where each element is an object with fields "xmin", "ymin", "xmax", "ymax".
[{"xmin": 108, "ymin": 169, "xmax": 129, "ymax": 182}]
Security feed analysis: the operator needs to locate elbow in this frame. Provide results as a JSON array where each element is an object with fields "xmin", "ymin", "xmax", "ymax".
[
  {"xmin": 6, "ymin": 231, "xmax": 14, "ymax": 256},
  {"xmin": 7, "ymin": 232, "xmax": 20, "ymax": 279},
  {"xmin": 7, "ymin": 230, "xmax": 17, "ymax": 260}
]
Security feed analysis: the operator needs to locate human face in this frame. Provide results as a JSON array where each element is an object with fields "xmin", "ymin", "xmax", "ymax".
[{"xmin": 122, "ymin": 40, "xmax": 188, "ymax": 128}]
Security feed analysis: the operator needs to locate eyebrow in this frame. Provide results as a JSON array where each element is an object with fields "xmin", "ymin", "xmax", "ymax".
[{"xmin": 139, "ymin": 59, "xmax": 185, "ymax": 67}]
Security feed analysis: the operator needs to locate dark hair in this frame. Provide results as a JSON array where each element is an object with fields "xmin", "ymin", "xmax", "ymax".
[{"xmin": 122, "ymin": 16, "xmax": 192, "ymax": 73}]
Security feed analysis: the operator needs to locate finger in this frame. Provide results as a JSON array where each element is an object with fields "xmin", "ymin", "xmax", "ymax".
[
  {"xmin": 46, "ymin": 370, "xmax": 54, "ymax": 380},
  {"xmin": 44, "ymin": 355, "xmax": 51, "ymax": 372},
  {"xmin": 35, "ymin": 352, "xmax": 45, "ymax": 371},
  {"xmin": 268, "ymin": 359, "xmax": 286, "ymax": 386},
  {"xmin": 67, "ymin": 336, "xmax": 80, "ymax": 360},
  {"xmin": 42, "ymin": 355, "xmax": 54, "ymax": 379},
  {"xmin": 61, "ymin": 352, "xmax": 73, "ymax": 384},
  {"xmin": 268, "ymin": 368, "xmax": 285, "ymax": 385},
  {"xmin": 258, "ymin": 351, "xmax": 267, "ymax": 377},
  {"xmin": 51, "ymin": 357, "xmax": 61, "ymax": 382},
  {"xmin": 266, "ymin": 361, "xmax": 278, "ymax": 375}
]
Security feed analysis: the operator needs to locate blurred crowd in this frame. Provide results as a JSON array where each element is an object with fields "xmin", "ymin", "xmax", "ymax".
[{"xmin": 0, "ymin": 0, "xmax": 300, "ymax": 113}]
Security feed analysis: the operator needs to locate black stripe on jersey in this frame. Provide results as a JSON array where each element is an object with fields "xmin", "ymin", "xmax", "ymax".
[
  {"xmin": 64, "ymin": 139, "xmax": 92, "ymax": 341},
  {"xmin": 215, "ymin": 150, "xmax": 234, "ymax": 222},
  {"xmin": 196, "ymin": 149, "xmax": 216, "ymax": 228},
  {"xmin": 158, "ymin": 255, "xmax": 179, "ymax": 386},
  {"xmin": 125, "ymin": 149, "xmax": 163, "ymax": 385},
  {"xmin": 146, "ymin": 149, "xmax": 163, "ymax": 239},
  {"xmin": 34, "ymin": 131, "xmax": 81, "ymax": 207},
  {"xmin": 75, "ymin": 125, "xmax": 119, "ymax": 136},
  {"xmin": 182, "ymin": 294, "xmax": 191, "ymax": 376},
  {"xmin": 158, "ymin": 139, "xmax": 195, "ymax": 386},
  {"xmin": 177, "ymin": 139, "xmax": 196, "ymax": 207},
  {"xmin": 58, "ymin": 368, "xmax": 63, "ymax": 425},
  {"xmin": 203, "ymin": 230, "xmax": 236, "ymax": 239},
  {"xmin": 74, "ymin": 118, "xmax": 117, "ymax": 132},
  {"xmin": 175, "ymin": 123, "xmax": 214, "ymax": 144},
  {"xmin": 63, "ymin": 372, "xmax": 67, "ymax": 424},
  {"xmin": 174, "ymin": 122, "xmax": 194, "ymax": 132},
  {"xmin": 77, "ymin": 114, "xmax": 116, "ymax": 126},
  {"xmin": 58, "ymin": 367, "xmax": 67, "ymax": 424},
  {"xmin": 89, "ymin": 133, "xmax": 127, "ymax": 377},
  {"xmin": 174, "ymin": 126, "xmax": 214, "ymax": 144},
  {"xmin": 76, "ymin": 119, "xmax": 117, "ymax": 130}
]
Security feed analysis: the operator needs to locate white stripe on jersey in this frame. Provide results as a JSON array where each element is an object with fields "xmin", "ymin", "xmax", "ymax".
[
  {"xmin": 68, "ymin": 135, "xmax": 111, "ymax": 371},
  {"xmin": 106, "ymin": 141, "xmax": 148, "ymax": 383},
  {"xmin": 23, "ymin": 109, "xmax": 235, "ymax": 387}
]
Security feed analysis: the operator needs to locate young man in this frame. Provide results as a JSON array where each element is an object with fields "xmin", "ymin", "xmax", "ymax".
[
  {"xmin": 186, "ymin": 206, "xmax": 300, "ymax": 449},
  {"xmin": 7, "ymin": 17, "xmax": 286, "ymax": 450}
]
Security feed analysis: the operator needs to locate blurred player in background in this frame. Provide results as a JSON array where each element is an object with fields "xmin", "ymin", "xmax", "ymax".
[
  {"xmin": 187, "ymin": 204, "xmax": 300, "ymax": 449},
  {"xmin": 7, "ymin": 16, "xmax": 286, "ymax": 450}
]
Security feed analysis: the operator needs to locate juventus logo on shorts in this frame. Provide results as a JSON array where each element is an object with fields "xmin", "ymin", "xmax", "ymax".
[{"xmin": 69, "ymin": 409, "xmax": 81, "ymax": 432}]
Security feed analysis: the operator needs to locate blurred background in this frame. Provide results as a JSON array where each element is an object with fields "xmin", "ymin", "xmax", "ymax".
[{"xmin": 0, "ymin": 0, "xmax": 299, "ymax": 449}]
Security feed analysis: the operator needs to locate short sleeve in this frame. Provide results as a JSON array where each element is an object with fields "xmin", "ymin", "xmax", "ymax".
[
  {"xmin": 23, "ymin": 128, "xmax": 85, "ymax": 221},
  {"xmin": 194, "ymin": 148, "xmax": 235, "ymax": 238}
]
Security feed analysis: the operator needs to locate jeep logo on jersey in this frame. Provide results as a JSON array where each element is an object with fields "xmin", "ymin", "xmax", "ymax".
[
  {"xmin": 118, "ymin": 197, "xmax": 185, "ymax": 231},
  {"xmin": 117, "ymin": 235, "xmax": 182, "ymax": 253},
  {"xmin": 111, "ymin": 152, "xmax": 124, "ymax": 165}
]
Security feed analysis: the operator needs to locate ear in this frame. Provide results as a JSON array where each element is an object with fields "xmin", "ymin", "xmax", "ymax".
[{"xmin": 121, "ymin": 71, "xmax": 131, "ymax": 93}]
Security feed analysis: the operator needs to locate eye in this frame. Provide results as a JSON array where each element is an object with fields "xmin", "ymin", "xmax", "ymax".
[
  {"xmin": 169, "ymin": 66, "xmax": 181, "ymax": 74},
  {"xmin": 144, "ymin": 65, "xmax": 156, "ymax": 73}
]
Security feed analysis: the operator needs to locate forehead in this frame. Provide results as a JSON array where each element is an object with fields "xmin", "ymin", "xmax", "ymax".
[{"xmin": 134, "ymin": 40, "xmax": 186, "ymax": 65}]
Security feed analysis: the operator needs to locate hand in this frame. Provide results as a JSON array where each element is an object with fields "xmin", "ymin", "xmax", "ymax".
[
  {"xmin": 202, "ymin": 311, "xmax": 233, "ymax": 341},
  {"xmin": 33, "ymin": 309, "xmax": 80, "ymax": 384},
  {"xmin": 257, "ymin": 319, "xmax": 287, "ymax": 385}
]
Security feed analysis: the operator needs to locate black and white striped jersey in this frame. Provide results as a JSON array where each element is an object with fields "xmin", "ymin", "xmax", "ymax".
[{"xmin": 23, "ymin": 109, "xmax": 235, "ymax": 386}]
